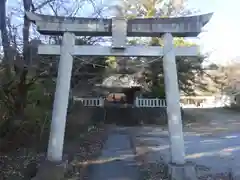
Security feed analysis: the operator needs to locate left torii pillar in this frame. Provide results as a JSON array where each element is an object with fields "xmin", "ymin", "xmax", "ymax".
[
  {"xmin": 47, "ymin": 32, "xmax": 75, "ymax": 162},
  {"xmin": 33, "ymin": 32, "xmax": 75, "ymax": 180}
]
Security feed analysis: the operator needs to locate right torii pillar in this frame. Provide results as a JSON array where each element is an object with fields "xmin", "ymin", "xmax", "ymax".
[
  {"xmin": 162, "ymin": 33, "xmax": 197, "ymax": 180},
  {"xmin": 163, "ymin": 33, "xmax": 185, "ymax": 165}
]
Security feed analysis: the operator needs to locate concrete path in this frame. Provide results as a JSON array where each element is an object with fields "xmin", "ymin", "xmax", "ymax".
[
  {"xmin": 88, "ymin": 127, "xmax": 140, "ymax": 180},
  {"xmin": 132, "ymin": 108, "xmax": 240, "ymax": 178}
]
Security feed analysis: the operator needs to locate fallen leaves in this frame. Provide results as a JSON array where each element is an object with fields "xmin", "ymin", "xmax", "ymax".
[
  {"xmin": 64, "ymin": 126, "xmax": 108, "ymax": 180},
  {"xmin": 0, "ymin": 126, "xmax": 107, "ymax": 180}
]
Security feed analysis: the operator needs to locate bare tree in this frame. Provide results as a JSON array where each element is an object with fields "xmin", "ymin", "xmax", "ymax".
[
  {"xmin": 0, "ymin": 0, "xmax": 12, "ymax": 79},
  {"xmin": 0, "ymin": 0, "xmax": 108, "ymax": 124}
]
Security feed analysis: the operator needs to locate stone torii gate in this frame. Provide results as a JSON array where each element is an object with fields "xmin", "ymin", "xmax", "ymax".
[{"xmin": 27, "ymin": 11, "xmax": 212, "ymax": 179}]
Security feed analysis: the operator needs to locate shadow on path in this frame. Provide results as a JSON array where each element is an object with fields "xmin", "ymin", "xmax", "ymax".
[
  {"xmin": 87, "ymin": 127, "xmax": 140, "ymax": 180},
  {"xmin": 104, "ymin": 107, "xmax": 139, "ymax": 126}
]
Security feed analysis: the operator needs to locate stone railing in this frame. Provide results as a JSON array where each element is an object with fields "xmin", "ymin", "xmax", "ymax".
[
  {"xmin": 73, "ymin": 97, "xmax": 104, "ymax": 107},
  {"xmin": 135, "ymin": 97, "xmax": 167, "ymax": 107}
]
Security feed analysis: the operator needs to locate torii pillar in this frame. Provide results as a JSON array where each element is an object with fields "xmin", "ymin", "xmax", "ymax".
[{"xmin": 47, "ymin": 32, "xmax": 75, "ymax": 162}]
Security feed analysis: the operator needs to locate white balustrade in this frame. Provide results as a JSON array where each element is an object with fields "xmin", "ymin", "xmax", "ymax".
[
  {"xmin": 73, "ymin": 97, "xmax": 104, "ymax": 107},
  {"xmin": 135, "ymin": 97, "xmax": 167, "ymax": 107},
  {"xmin": 180, "ymin": 95, "xmax": 231, "ymax": 108}
]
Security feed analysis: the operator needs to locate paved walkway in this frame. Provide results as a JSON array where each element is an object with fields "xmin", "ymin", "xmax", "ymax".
[
  {"xmin": 131, "ymin": 108, "xmax": 240, "ymax": 179},
  {"xmin": 133, "ymin": 127, "xmax": 240, "ymax": 173},
  {"xmin": 88, "ymin": 127, "xmax": 140, "ymax": 180}
]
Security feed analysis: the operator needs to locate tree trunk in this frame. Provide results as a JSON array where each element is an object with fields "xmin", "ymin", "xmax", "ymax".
[
  {"xmin": 12, "ymin": 0, "xmax": 33, "ymax": 120},
  {"xmin": 0, "ymin": 0, "xmax": 12, "ymax": 79},
  {"xmin": 23, "ymin": 0, "xmax": 32, "ymax": 65}
]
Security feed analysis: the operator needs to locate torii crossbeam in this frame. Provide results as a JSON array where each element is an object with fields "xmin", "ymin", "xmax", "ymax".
[{"xmin": 26, "ymin": 12, "xmax": 212, "ymax": 37}]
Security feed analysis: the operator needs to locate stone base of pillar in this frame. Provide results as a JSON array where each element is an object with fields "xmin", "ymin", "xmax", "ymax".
[
  {"xmin": 168, "ymin": 162, "xmax": 197, "ymax": 180},
  {"xmin": 31, "ymin": 160, "xmax": 68, "ymax": 180}
]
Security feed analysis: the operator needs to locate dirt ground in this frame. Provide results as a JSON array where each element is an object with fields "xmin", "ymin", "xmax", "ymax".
[
  {"xmin": 2, "ymin": 107, "xmax": 240, "ymax": 180},
  {"xmin": 0, "ymin": 107, "xmax": 108, "ymax": 180},
  {"xmin": 183, "ymin": 107, "xmax": 240, "ymax": 134}
]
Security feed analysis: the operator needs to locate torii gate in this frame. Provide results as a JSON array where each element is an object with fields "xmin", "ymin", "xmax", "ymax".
[{"xmin": 26, "ymin": 11, "xmax": 212, "ymax": 178}]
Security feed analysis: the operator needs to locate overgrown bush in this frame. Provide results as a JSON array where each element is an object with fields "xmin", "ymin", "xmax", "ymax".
[{"xmin": 0, "ymin": 69, "xmax": 56, "ymax": 151}]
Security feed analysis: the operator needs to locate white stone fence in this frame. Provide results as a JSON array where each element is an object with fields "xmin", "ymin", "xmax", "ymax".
[
  {"xmin": 180, "ymin": 95, "xmax": 232, "ymax": 108},
  {"xmin": 73, "ymin": 97, "xmax": 168, "ymax": 108},
  {"xmin": 135, "ymin": 97, "xmax": 167, "ymax": 107},
  {"xmin": 73, "ymin": 97, "xmax": 104, "ymax": 107},
  {"xmin": 72, "ymin": 95, "xmax": 232, "ymax": 108}
]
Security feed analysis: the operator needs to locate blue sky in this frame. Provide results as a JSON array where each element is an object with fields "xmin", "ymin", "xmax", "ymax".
[
  {"xmin": 5, "ymin": 0, "xmax": 240, "ymax": 65},
  {"xmin": 187, "ymin": 0, "xmax": 240, "ymax": 65}
]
